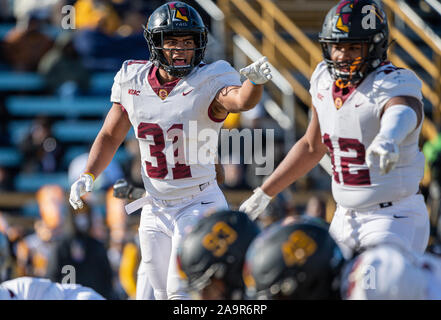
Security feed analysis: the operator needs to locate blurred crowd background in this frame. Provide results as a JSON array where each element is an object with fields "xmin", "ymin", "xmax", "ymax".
[{"xmin": 0, "ymin": 0, "xmax": 440, "ymax": 299}]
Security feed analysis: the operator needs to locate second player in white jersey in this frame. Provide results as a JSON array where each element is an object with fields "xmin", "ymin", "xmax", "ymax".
[
  {"xmin": 310, "ymin": 61, "xmax": 425, "ymax": 209},
  {"xmin": 0, "ymin": 277, "xmax": 104, "ymax": 300},
  {"xmin": 240, "ymin": 0, "xmax": 429, "ymax": 258},
  {"xmin": 111, "ymin": 59, "xmax": 241, "ymax": 199}
]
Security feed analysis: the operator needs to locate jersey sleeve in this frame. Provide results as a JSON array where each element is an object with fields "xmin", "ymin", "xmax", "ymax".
[
  {"xmin": 309, "ymin": 61, "xmax": 327, "ymax": 107},
  {"xmin": 110, "ymin": 68, "xmax": 122, "ymax": 104},
  {"xmin": 207, "ymin": 60, "xmax": 242, "ymax": 96},
  {"xmin": 374, "ymin": 68, "xmax": 423, "ymax": 115}
]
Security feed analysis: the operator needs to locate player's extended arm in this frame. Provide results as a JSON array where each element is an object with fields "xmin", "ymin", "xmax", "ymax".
[
  {"xmin": 239, "ymin": 107, "xmax": 328, "ymax": 220},
  {"xmin": 210, "ymin": 57, "xmax": 272, "ymax": 118},
  {"xmin": 69, "ymin": 103, "xmax": 132, "ymax": 209},
  {"xmin": 366, "ymin": 96, "xmax": 422, "ymax": 175}
]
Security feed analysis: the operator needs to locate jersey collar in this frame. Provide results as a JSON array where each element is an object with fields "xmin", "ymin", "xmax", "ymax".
[{"xmin": 148, "ymin": 65, "xmax": 181, "ymax": 100}]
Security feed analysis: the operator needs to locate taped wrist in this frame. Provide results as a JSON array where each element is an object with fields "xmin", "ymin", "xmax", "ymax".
[{"xmin": 379, "ymin": 104, "xmax": 417, "ymax": 145}]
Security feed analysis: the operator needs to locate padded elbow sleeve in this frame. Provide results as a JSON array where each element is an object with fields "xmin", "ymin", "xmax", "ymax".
[{"xmin": 379, "ymin": 104, "xmax": 418, "ymax": 145}]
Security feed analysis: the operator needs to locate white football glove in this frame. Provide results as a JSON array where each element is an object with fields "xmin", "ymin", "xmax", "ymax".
[
  {"xmin": 239, "ymin": 56, "xmax": 272, "ymax": 85},
  {"xmin": 239, "ymin": 187, "xmax": 272, "ymax": 221},
  {"xmin": 69, "ymin": 173, "xmax": 94, "ymax": 210},
  {"xmin": 366, "ymin": 135, "xmax": 399, "ymax": 175}
]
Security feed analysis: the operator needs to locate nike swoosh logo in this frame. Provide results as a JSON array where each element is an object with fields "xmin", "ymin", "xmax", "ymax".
[
  {"xmin": 201, "ymin": 201, "xmax": 214, "ymax": 205},
  {"xmin": 393, "ymin": 215, "xmax": 408, "ymax": 219},
  {"xmin": 183, "ymin": 89, "xmax": 193, "ymax": 96},
  {"xmin": 355, "ymin": 104, "xmax": 362, "ymax": 108}
]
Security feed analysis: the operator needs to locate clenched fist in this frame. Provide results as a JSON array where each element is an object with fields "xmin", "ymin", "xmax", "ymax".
[{"xmin": 240, "ymin": 56, "xmax": 272, "ymax": 85}]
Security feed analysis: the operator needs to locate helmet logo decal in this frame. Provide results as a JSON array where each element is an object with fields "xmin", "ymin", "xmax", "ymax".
[
  {"xmin": 169, "ymin": 2, "xmax": 189, "ymax": 22},
  {"xmin": 282, "ymin": 230, "xmax": 317, "ymax": 267},
  {"xmin": 202, "ymin": 222, "xmax": 238, "ymax": 257},
  {"xmin": 335, "ymin": 0, "xmax": 357, "ymax": 33}
]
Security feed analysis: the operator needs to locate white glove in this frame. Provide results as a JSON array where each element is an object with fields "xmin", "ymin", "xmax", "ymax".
[
  {"xmin": 239, "ymin": 187, "xmax": 272, "ymax": 221},
  {"xmin": 366, "ymin": 135, "xmax": 399, "ymax": 175},
  {"xmin": 239, "ymin": 56, "xmax": 272, "ymax": 85},
  {"xmin": 69, "ymin": 173, "xmax": 94, "ymax": 210}
]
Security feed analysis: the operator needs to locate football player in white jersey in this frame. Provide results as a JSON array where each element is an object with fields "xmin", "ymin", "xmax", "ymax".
[
  {"xmin": 69, "ymin": 2, "xmax": 272, "ymax": 300},
  {"xmin": 0, "ymin": 232, "xmax": 104, "ymax": 300},
  {"xmin": 341, "ymin": 243, "xmax": 441, "ymax": 300},
  {"xmin": 0, "ymin": 277, "xmax": 105, "ymax": 300},
  {"xmin": 240, "ymin": 0, "xmax": 429, "ymax": 259}
]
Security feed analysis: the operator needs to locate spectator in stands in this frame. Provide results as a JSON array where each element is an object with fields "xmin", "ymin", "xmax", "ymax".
[
  {"xmin": 46, "ymin": 201, "xmax": 116, "ymax": 299},
  {"xmin": 15, "ymin": 185, "xmax": 65, "ymax": 278},
  {"xmin": 71, "ymin": 0, "xmax": 147, "ymax": 72},
  {"xmin": 0, "ymin": 167, "xmax": 13, "ymax": 191},
  {"xmin": 303, "ymin": 195, "xmax": 327, "ymax": 222},
  {"xmin": 74, "ymin": 0, "xmax": 121, "ymax": 35},
  {"xmin": 120, "ymin": 138, "xmax": 143, "ymax": 189},
  {"xmin": 2, "ymin": 10, "xmax": 54, "ymax": 72},
  {"xmin": 38, "ymin": 31, "xmax": 90, "ymax": 95},
  {"xmin": 0, "ymin": 0, "xmax": 14, "ymax": 23},
  {"xmin": 12, "ymin": 0, "xmax": 60, "ymax": 28},
  {"xmin": 18, "ymin": 116, "xmax": 64, "ymax": 174},
  {"xmin": 105, "ymin": 187, "xmax": 130, "ymax": 299}
]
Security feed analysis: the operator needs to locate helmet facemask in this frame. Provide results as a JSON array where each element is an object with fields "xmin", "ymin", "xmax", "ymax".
[
  {"xmin": 320, "ymin": 40, "xmax": 381, "ymax": 87},
  {"xmin": 318, "ymin": 0, "xmax": 390, "ymax": 87}
]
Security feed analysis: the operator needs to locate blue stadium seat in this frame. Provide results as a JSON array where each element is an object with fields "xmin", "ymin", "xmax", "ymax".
[
  {"xmin": 6, "ymin": 96, "xmax": 110, "ymax": 117},
  {"xmin": 8, "ymin": 120, "xmax": 135, "ymax": 146},
  {"xmin": 62, "ymin": 145, "xmax": 89, "ymax": 168},
  {"xmin": 0, "ymin": 23, "xmax": 15, "ymax": 39},
  {"xmin": 14, "ymin": 172, "xmax": 69, "ymax": 192},
  {"xmin": 52, "ymin": 120, "xmax": 103, "ymax": 142},
  {"xmin": 89, "ymin": 72, "xmax": 115, "ymax": 95},
  {"xmin": 22, "ymin": 202, "xmax": 40, "ymax": 218},
  {"xmin": 62, "ymin": 145, "xmax": 130, "ymax": 168},
  {"xmin": 0, "ymin": 23, "xmax": 61, "ymax": 40},
  {"xmin": 0, "ymin": 147, "xmax": 22, "ymax": 167},
  {"xmin": 0, "ymin": 72, "xmax": 44, "ymax": 91},
  {"xmin": 8, "ymin": 121, "xmax": 32, "ymax": 145}
]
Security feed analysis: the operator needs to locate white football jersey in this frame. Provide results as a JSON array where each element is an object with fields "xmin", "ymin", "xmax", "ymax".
[
  {"xmin": 342, "ymin": 245, "xmax": 441, "ymax": 300},
  {"xmin": 0, "ymin": 277, "xmax": 104, "ymax": 300},
  {"xmin": 310, "ymin": 61, "xmax": 425, "ymax": 209},
  {"xmin": 111, "ymin": 60, "xmax": 241, "ymax": 199}
]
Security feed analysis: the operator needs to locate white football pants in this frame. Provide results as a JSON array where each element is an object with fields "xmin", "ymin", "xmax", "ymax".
[
  {"xmin": 137, "ymin": 182, "xmax": 228, "ymax": 300},
  {"xmin": 329, "ymin": 194, "xmax": 430, "ymax": 259}
]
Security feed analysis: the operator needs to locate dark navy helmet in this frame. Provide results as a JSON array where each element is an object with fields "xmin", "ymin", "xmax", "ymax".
[
  {"xmin": 243, "ymin": 217, "xmax": 345, "ymax": 299},
  {"xmin": 177, "ymin": 210, "xmax": 260, "ymax": 299},
  {"xmin": 143, "ymin": 2, "xmax": 208, "ymax": 78},
  {"xmin": 318, "ymin": 0, "xmax": 389, "ymax": 85}
]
